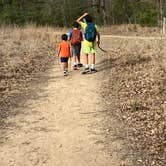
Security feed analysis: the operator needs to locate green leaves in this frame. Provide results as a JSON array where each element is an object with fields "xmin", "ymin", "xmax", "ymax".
[{"xmin": 0, "ymin": 0, "xmax": 165, "ymax": 26}]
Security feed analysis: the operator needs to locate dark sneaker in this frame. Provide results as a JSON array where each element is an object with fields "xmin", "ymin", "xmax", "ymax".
[
  {"xmin": 90, "ymin": 68, "xmax": 97, "ymax": 73},
  {"xmin": 85, "ymin": 67, "xmax": 90, "ymax": 72},
  {"xmin": 63, "ymin": 71, "xmax": 68, "ymax": 76},
  {"xmin": 81, "ymin": 67, "xmax": 89, "ymax": 74},
  {"xmin": 78, "ymin": 63, "xmax": 83, "ymax": 67},
  {"xmin": 73, "ymin": 65, "xmax": 78, "ymax": 70}
]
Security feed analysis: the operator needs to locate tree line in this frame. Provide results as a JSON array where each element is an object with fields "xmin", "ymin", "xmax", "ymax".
[{"xmin": 0, "ymin": 0, "xmax": 165, "ymax": 27}]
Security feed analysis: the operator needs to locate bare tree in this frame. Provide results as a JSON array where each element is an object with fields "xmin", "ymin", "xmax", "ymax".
[{"xmin": 157, "ymin": 0, "xmax": 164, "ymax": 26}]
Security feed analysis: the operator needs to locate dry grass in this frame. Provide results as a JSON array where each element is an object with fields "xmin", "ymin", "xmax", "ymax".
[
  {"xmin": 0, "ymin": 25, "xmax": 165, "ymax": 165},
  {"xmin": 101, "ymin": 37, "xmax": 166, "ymax": 165},
  {"xmin": 0, "ymin": 25, "xmax": 62, "ymax": 126},
  {"xmin": 99, "ymin": 24, "xmax": 162, "ymax": 37}
]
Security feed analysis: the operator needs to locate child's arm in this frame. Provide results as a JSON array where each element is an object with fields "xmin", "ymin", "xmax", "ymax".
[
  {"xmin": 80, "ymin": 31, "xmax": 83, "ymax": 41},
  {"xmin": 76, "ymin": 13, "xmax": 88, "ymax": 25},
  {"xmin": 57, "ymin": 50, "xmax": 60, "ymax": 57},
  {"xmin": 69, "ymin": 44, "xmax": 71, "ymax": 57},
  {"xmin": 96, "ymin": 31, "xmax": 100, "ymax": 46},
  {"xmin": 57, "ymin": 44, "xmax": 61, "ymax": 57},
  {"xmin": 68, "ymin": 31, "xmax": 72, "ymax": 41}
]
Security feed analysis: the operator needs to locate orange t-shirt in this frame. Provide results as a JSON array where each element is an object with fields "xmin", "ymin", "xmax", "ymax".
[{"xmin": 59, "ymin": 41, "xmax": 70, "ymax": 57}]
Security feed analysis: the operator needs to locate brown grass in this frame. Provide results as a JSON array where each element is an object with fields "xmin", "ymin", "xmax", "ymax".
[
  {"xmin": 0, "ymin": 25, "xmax": 62, "ymax": 126},
  {"xmin": 99, "ymin": 24, "xmax": 162, "ymax": 37},
  {"xmin": 0, "ymin": 25, "xmax": 165, "ymax": 165},
  {"xmin": 101, "ymin": 36, "xmax": 166, "ymax": 165}
]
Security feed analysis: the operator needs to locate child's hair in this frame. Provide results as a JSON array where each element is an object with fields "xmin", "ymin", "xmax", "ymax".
[
  {"xmin": 73, "ymin": 22, "xmax": 79, "ymax": 28},
  {"xmin": 84, "ymin": 15, "xmax": 93, "ymax": 23},
  {"xmin": 61, "ymin": 34, "xmax": 68, "ymax": 41}
]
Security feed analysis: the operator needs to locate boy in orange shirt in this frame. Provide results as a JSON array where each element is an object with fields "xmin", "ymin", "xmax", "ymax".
[{"xmin": 58, "ymin": 34, "xmax": 71, "ymax": 76}]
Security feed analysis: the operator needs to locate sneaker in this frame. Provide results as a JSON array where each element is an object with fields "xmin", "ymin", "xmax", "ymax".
[
  {"xmin": 90, "ymin": 68, "xmax": 97, "ymax": 73},
  {"xmin": 63, "ymin": 71, "xmax": 68, "ymax": 76},
  {"xmin": 73, "ymin": 65, "xmax": 78, "ymax": 70},
  {"xmin": 85, "ymin": 67, "xmax": 90, "ymax": 72},
  {"xmin": 78, "ymin": 63, "xmax": 83, "ymax": 67},
  {"xmin": 81, "ymin": 67, "xmax": 89, "ymax": 74}
]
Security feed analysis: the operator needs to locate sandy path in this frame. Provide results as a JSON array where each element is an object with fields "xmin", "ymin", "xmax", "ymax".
[{"xmin": 0, "ymin": 47, "xmax": 131, "ymax": 166}]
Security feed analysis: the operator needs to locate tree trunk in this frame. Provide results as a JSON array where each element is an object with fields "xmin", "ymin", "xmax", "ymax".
[
  {"xmin": 157, "ymin": 0, "xmax": 164, "ymax": 27},
  {"xmin": 101, "ymin": 0, "xmax": 106, "ymax": 25}
]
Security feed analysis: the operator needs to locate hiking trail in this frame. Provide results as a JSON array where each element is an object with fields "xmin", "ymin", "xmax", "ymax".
[{"xmin": 0, "ymin": 39, "xmax": 132, "ymax": 166}]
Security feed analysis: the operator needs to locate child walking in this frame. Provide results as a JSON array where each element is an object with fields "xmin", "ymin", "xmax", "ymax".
[
  {"xmin": 58, "ymin": 34, "xmax": 71, "ymax": 76},
  {"xmin": 68, "ymin": 22, "xmax": 83, "ymax": 70},
  {"xmin": 76, "ymin": 13, "xmax": 100, "ymax": 73}
]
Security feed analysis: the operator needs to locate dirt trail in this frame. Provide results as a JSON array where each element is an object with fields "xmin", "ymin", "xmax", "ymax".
[
  {"xmin": 102, "ymin": 35, "xmax": 164, "ymax": 40},
  {"xmin": 0, "ymin": 48, "xmax": 132, "ymax": 166}
]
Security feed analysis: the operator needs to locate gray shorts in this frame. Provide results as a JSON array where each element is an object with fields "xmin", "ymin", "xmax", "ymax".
[{"xmin": 71, "ymin": 43, "xmax": 81, "ymax": 57}]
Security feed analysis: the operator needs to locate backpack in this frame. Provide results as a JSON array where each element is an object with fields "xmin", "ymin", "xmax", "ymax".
[
  {"xmin": 70, "ymin": 29, "xmax": 82, "ymax": 45},
  {"xmin": 84, "ymin": 23, "xmax": 97, "ymax": 42}
]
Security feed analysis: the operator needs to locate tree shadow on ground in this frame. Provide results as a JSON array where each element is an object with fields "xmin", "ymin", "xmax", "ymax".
[
  {"xmin": 96, "ymin": 57, "xmax": 119, "ymax": 72},
  {"xmin": 96, "ymin": 56, "xmax": 152, "ymax": 72},
  {"xmin": 119, "ymin": 56, "xmax": 152, "ymax": 67}
]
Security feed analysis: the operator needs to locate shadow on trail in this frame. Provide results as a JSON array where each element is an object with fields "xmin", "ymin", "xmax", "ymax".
[
  {"xmin": 96, "ymin": 56, "xmax": 152, "ymax": 73},
  {"xmin": 96, "ymin": 57, "xmax": 119, "ymax": 72},
  {"xmin": 119, "ymin": 56, "xmax": 152, "ymax": 67}
]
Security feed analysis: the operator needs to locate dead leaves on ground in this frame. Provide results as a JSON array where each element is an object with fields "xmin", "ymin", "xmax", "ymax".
[{"xmin": 101, "ymin": 38, "xmax": 166, "ymax": 165}]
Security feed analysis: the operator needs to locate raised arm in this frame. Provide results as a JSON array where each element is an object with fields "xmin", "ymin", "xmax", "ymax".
[{"xmin": 76, "ymin": 13, "xmax": 88, "ymax": 25}]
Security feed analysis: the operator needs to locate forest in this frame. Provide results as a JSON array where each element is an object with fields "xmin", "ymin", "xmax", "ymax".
[
  {"xmin": 0, "ymin": 0, "xmax": 166, "ymax": 27},
  {"xmin": 0, "ymin": 1, "xmax": 166, "ymax": 166}
]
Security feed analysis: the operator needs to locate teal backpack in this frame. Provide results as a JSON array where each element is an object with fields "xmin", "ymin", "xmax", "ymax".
[{"xmin": 84, "ymin": 23, "xmax": 97, "ymax": 42}]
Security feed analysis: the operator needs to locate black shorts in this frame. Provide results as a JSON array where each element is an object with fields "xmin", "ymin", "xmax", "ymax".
[
  {"xmin": 60, "ymin": 57, "xmax": 69, "ymax": 62},
  {"xmin": 71, "ymin": 43, "xmax": 81, "ymax": 57}
]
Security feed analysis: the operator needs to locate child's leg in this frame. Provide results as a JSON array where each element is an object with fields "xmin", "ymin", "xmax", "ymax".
[
  {"xmin": 72, "ymin": 55, "xmax": 78, "ymax": 70},
  {"xmin": 77, "ymin": 55, "xmax": 80, "ymax": 64},
  {"xmin": 83, "ymin": 44, "xmax": 91, "ymax": 70},
  {"xmin": 72, "ymin": 46, "xmax": 77, "ymax": 67},
  {"xmin": 62, "ymin": 62, "xmax": 66, "ymax": 71},
  {"xmin": 61, "ymin": 57, "xmax": 69, "ymax": 75},
  {"xmin": 91, "ymin": 53, "xmax": 95, "ymax": 69},
  {"xmin": 65, "ymin": 62, "xmax": 68, "ymax": 71},
  {"xmin": 74, "ymin": 56, "xmax": 77, "ymax": 63},
  {"xmin": 77, "ymin": 44, "xmax": 81, "ymax": 64},
  {"xmin": 73, "ymin": 56, "xmax": 77, "ymax": 65},
  {"xmin": 62, "ymin": 62, "xmax": 68, "ymax": 76},
  {"xmin": 89, "ymin": 43, "xmax": 97, "ymax": 71},
  {"xmin": 84, "ymin": 53, "xmax": 89, "ymax": 69}
]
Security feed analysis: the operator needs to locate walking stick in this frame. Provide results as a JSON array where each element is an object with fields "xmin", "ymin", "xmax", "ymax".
[{"xmin": 98, "ymin": 44, "xmax": 107, "ymax": 53}]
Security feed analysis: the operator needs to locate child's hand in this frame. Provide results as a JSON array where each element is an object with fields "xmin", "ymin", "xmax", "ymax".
[
  {"xmin": 83, "ymin": 13, "xmax": 88, "ymax": 17},
  {"xmin": 97, "ymin": 40, "xmax": 100, "ymax": 46}
]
